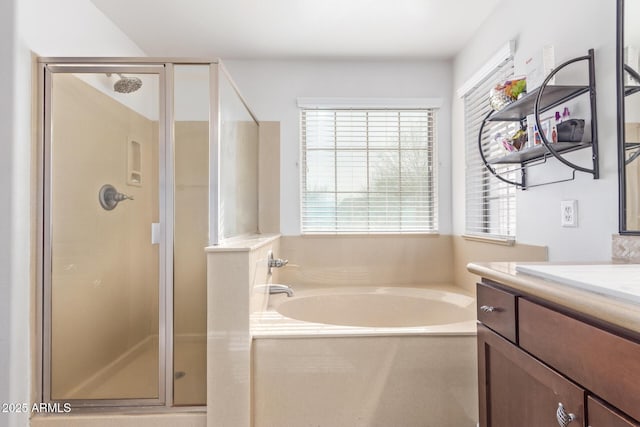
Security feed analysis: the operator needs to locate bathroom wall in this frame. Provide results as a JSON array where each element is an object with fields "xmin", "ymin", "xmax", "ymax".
[
  {"xmin": 0, "ymin": 0, "xmax": 25, "ymax": 423},
  {"xmin": 50, "ymin": 74, "xmax": 159, "ymax": 398},
  {"xmin": 20, "ymin": 0, "xmax": 145, "ymax": 57},
  {"xmin": 452, "ymin": 0, "xmax": 617, "ymax": 261},
  {"xmin": 222, "ymin": 59, "xmax": 552, "ymax": 287},
  {"xmin": 0, "ymin": 0, "xmax": 146, "ymax": 423},
  {"xmin": 222, "ymin": 59, "xmax": 453, "ymax": 236}
]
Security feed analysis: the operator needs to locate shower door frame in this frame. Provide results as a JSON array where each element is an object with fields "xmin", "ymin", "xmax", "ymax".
[
  {"xmin": 38, "ymin": 57, "xmax": 234, "ymax": 410},
  {"xmin": 39, "ymin": 60, "xmax": 179, "ymax": 409}
]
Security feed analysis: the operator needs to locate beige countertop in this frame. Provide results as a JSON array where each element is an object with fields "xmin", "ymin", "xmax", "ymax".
[{"xmin": 467, "ymin": 261, "xmax": 640, "ymax": 335}]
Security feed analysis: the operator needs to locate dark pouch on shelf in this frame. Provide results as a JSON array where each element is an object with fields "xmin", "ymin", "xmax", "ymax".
[{"xmin": 556, "ymin": 119, "xmax": 585, "ymax": 142}]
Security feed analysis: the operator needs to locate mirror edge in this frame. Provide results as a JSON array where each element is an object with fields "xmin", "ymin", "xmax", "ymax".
[{"xmin": 617, "ymin": 0, "xmax": 636, "ymax": 234}]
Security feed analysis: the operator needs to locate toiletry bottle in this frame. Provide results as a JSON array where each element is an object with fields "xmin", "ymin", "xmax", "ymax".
[
  {"xmin": 552, "ymin": 111, "xmax": 560, "ymax": 143},
  {"xmin": 562, "ymin": 107, "xmax": 570, "ymax": 122}
]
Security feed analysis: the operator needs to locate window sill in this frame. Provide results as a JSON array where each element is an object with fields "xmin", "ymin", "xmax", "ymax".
[
  {"xmin": 300, "ymin": 232, "xmax": 441, "ymax": 237},
  {"xmin": 462, "ymin": 234, "xmax": 515, "ymax": 246}
]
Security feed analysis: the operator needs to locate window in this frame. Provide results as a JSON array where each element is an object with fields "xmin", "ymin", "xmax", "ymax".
[
  {"xmin": 464, "ymin": 58, "xmax": 517, "ymax": 239},
  {"xmin": 300, "ymin": 108, "xmax": 438, "ymax": 234}
]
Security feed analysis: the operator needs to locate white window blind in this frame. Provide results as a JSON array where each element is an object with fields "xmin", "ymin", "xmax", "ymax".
[
  {"xmin": 301, "ymin": 108, "xmax": 438, "ymax": 234},
  {"xmin": 464, "ymin": 58, "xmax": 517, "ymax": 239}
]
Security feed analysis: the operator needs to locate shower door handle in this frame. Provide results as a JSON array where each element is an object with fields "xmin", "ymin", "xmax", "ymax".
[{"xmin": 151, "ymin": 223, "xmax": 160, "ymax": 245}]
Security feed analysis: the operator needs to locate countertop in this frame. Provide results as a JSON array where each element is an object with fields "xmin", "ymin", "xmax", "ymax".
[{"xmin": 467, "ymin": 261, "xmax": 640, "ymax": 335}]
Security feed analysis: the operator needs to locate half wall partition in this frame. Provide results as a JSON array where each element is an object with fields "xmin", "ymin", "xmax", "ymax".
[{"xmin": 39, "ymin": 58, "xmax": 259, "ymax": 409}]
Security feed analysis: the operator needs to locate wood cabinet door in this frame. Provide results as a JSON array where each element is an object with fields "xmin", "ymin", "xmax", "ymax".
[
  {"xmin": 478, "ymin": 324, "xmax": 584, "ymax": 427},
  {"xmin": 587, "ymin": 396, "xmax": 640, "ymax": 427}
]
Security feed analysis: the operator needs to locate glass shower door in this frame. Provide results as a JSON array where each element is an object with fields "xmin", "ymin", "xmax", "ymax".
[{"xmin": 45, "ymin": 66, "xmax": 165, "ymax": 404}]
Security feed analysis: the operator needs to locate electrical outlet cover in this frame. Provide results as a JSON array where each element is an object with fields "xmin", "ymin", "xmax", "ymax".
[{"xmin": 560, "ymin": 200, "xmax": 578, "ymax": 227}]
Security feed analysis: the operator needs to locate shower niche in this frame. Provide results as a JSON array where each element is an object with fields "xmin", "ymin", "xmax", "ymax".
[
  {"xmin": 127, "ymin": 138, "xmax": 142, "ymax": 186},
  {"xmin": 40, "ymin": 59, "xmax": 259, "ymax": 409}
]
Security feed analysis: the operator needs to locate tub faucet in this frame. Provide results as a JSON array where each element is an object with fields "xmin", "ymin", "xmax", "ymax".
[
  {"xmin": 267, "ymin": 250, "xmax": 288, "ymax": 275},
  {"xmin": 268, "ymin": 284, "xmax": 294, "ymax": 297}
]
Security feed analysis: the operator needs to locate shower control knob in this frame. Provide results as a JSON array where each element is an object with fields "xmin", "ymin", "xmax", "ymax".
[{"xmin": 99, "ymin": 184, "xmax": 134, "ymax": 211}]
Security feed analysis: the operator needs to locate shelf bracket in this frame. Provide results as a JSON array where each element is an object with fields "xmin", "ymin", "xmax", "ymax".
[{"xmin": 533, "ymin": 49, "xmax": 599, "ymax": 179}]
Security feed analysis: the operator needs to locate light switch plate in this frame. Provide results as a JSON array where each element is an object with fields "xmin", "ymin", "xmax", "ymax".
[{"xmin": 560, "ymin": 200, "xmax": 578, "ymax": 227}]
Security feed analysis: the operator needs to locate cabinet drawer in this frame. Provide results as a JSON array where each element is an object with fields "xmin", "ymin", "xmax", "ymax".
[
  {"xmin": 519, "ymin": 299, "xmax": 640, "ymax": 422},
  {"xmin": 476, "ymin": 282, "xmax": 517, "ymax": 343},
  {"xmin": 588, "ymin": 396, "xmax": 640, "ymax": 427}
]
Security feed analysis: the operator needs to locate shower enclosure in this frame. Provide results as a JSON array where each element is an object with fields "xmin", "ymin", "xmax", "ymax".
[{"xmin": 38, "ymin": 59, "xmax": 259, "ymax": 408}]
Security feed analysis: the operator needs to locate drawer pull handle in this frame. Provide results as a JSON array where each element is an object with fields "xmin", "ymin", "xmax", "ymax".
[
  {"xmin": 556, "ymin": 403, "xmax": 576, "ymax": 427},
  {"xmin": 480, "ymin": 305, "xmax": 496, "ymax": 312}
]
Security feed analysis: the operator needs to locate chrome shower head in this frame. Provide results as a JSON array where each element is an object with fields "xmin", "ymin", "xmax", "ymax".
[{"xmin": 113, "ymin": 74, "xmax": 143, "ymax": 94}]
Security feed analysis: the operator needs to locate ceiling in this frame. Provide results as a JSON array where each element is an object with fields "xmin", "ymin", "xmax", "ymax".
[{"xmin": 90, "ymin": 0, "xmax": 502, "ymax": 59}]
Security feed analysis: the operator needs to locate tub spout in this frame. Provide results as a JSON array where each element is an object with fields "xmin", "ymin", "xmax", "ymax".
[{"xmin": 268, "ymin": 284, "xmax": 294, "ymax": 297}]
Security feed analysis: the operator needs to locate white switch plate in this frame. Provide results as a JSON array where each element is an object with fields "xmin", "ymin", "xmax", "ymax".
[{"xmin": 560, "ymin": 200, "xmax": 577, "ymax": 227}]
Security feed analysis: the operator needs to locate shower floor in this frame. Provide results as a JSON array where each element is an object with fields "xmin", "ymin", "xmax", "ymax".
[
  {"xmin": 69, "ymin": 335, "xmax": 206, "ymax": 405},
  {"xmin": 174, "ymin": 336, "xmax": 207, "ymax": 406}
]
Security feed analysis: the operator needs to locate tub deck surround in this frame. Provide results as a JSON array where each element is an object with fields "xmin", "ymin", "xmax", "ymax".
[
  {"xmin": 206, "ymin": 233, "xmax": 280, "ymax": 427},
  {"xmin": 253, "ymin": 335, "xmax": 478, "ymax": 427},
  {"xmin": 466, "ymin": 262, "xmax": 640, "ymax": 334},
  {"xmin": 205, "ymin": 236, "xmax": 549, "ymax": 427},
  {"xmin": 204, "ymin": 233, "xmax": 280, "ymax": 252}
]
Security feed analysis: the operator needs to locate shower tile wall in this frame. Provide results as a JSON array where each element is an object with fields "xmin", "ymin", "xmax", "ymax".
[{"xmin": 257, "ymin": 122, "xmax": 280, "ymax": 234}]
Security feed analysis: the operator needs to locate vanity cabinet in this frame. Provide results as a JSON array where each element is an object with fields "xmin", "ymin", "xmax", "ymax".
[
  {"xmin": 477, "ymin": 324, "xmax": 585, "ymax": 427},
  {"xmin": 477, "ymin": 280, "xmax": 640, "ymax": 427}
]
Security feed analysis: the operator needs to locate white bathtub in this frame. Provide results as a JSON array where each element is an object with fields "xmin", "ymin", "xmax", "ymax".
[
  {"xmin": 277, "ymin": 285, "xmax": 475, "ymax": 327},
  {"xmin": 251, "ymin": 285, "xmax": 478, "ymax": 427}
]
